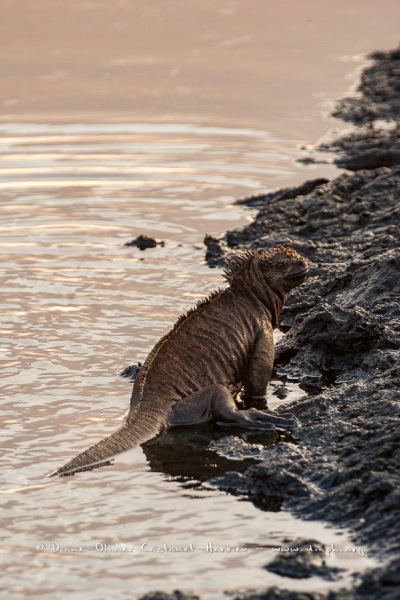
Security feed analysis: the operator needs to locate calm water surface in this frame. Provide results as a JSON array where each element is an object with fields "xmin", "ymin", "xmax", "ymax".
[{"xmin": 0, "ymin": 121, "xmax": 373, "ymax": 599}]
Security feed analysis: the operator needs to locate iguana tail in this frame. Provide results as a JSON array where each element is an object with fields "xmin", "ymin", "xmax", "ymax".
[{"xmin": 47, "ymin": 405, "xmax": 165, "ymax": 477}]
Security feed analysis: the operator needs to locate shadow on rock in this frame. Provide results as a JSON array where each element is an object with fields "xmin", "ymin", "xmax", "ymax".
[{"xmin": 142, "ymin": 423, "xmax": 278, "ymax": 489}]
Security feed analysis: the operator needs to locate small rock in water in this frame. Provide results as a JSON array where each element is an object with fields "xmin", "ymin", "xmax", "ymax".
[
  {"xmin": 272, "ymin": 385, "xmax": 289, "ymax": 400},
  {"xmin": 119, "ymin": 363, "xmax": 142, "ymax": 380},
  {"xmin": 124, "ymin": 234, "xmax": 165, "ymax": 250},
  {"xmin": 203, "ymin": 234, "xmax": 226, "ymax": 266}
]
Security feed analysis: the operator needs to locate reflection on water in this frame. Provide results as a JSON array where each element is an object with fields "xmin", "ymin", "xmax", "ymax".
[
  {"xmin": 0, "ymin": 122, "xmax": 374, "ymax": 598},
  {"xmin": 142, "ymin": 424, "xmax": 275, "ymax": 486}
]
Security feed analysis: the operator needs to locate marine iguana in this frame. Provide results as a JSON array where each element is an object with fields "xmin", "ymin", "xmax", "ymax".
[{"xmin": 49, "ymin": 246, "xmax": 309, "ymax": 477}]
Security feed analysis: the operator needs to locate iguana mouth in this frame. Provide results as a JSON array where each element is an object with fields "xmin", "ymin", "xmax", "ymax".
[{"xmin": 286, "ymin": 267, "xmax": 309, "ymax": 280}]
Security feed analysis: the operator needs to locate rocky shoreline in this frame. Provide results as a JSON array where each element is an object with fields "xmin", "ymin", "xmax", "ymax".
[
  {"xmin": 203, "ymin": 49, "xmax": 400, "ymax": 600},
  {"xmin": 137, "ymin": 49, "xmax": 400, "ymax": 600}
]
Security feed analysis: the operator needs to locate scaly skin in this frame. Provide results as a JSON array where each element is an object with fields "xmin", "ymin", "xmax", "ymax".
[{"xmin": 49, "ymin": 246, "xmax": 309, "ymax": 477}]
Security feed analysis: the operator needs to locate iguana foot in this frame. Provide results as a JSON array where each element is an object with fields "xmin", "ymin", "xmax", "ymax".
[
  {"xmin": 168, "ymin": 384, "xmax": 297, "ymax": 433},
  {"xmin": 217, "ymin": 408, "xmax": 297, "ymax": 431},
  {"xmin": 216, "ymin": 414, "xmax": 277, "ymax": 432},
  {"xmin": 217, "ymin": 422, "xmax": 277, "ymax": 431},
  {"xmin": 245, "ymin": 408, "xmax": 298, "ymax": 430}
]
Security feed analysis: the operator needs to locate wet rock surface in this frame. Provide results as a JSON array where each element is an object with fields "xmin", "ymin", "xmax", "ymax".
[
  {"xmin": 264, "ymin": 539, "xmax": 344, "ymax": 580},
  {"xmin": 137, "ymin": 593, "xmax": 201, "ymax": 600},
  {"xmin": 125, "ymin": 234, "xmax": 165, "ymax": 250},
  {"xmin": 300, "ymin": 49, "xmax": 400, "ymax": 172},
  {"xmin": 332, "ymin": 49, "xmax": 400, "ymax": 125},
  {"xmin": 318, "ymin": 127, "xmax": 400, "ymax": 172},
  {"xmin": 202, "ymin": 47, "xmax": 400, "ymax": 600},
  {"xmin": 203, "ymin": 233, "xmax": 226, "ymax": 266},
  {"xmin": 119, "ymin": 362, "xmax": 142, "ymax": 380}
]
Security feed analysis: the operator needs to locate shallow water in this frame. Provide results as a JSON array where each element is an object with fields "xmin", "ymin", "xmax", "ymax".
[
  {"xmin": 2, "ymin": 1, "xmax": 399, "ymax": 597},
  {"xmin": 0, "ymin": 120, "xmax": 373, "ymax": 600}
]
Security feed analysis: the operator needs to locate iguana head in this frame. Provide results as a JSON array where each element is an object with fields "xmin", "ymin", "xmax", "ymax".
[
  {"xmin": 224, "ymin": 246, "xmax": 309, "ymax": 294},
  {"xmin": 258, "ymin": 245, "xmax": 309, "ymax": 292}
]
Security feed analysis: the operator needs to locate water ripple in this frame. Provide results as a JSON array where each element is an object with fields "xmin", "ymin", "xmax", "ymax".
[{"xmin": 0, "ymin": 121, "xmax": 368, "ymax": 598}]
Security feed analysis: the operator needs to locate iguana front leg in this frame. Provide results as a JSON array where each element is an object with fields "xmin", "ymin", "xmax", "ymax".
[
  {"xmin": 168, "ymin": 384, "xmax": 297, "ymax": 432},
  {"xmin": 242, "ymin": 328, "xmax": 274, "ymax": 399},
  {"xmin": 239, "ymin": 327, "xmax": 298, "ymax": 430}
]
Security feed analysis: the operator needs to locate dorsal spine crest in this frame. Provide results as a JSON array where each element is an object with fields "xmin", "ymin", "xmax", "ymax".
[{"xmin": 138, "ymin": 289, "xmax": 221, "ymax": 398}]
